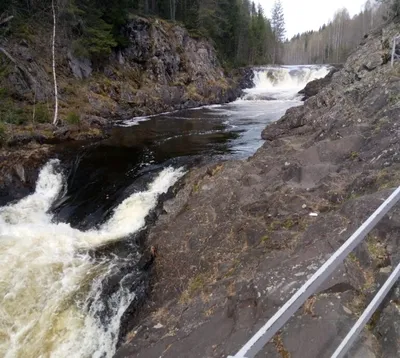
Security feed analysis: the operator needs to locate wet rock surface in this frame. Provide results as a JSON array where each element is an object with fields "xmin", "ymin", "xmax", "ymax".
[
  {"xmin": 116, "ymin": 22, "xmax": 400, "ymax": 358},
  {"xmin": 0, "ymin": 146, "xmax": 53, "ymax": 205},
  {"xmin": 298, "ymin": 65, "xmax": 342, "ymax": 101}
]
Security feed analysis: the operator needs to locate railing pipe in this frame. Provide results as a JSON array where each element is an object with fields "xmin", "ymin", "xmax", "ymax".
[{"xmin": 229, "ymin": 187, "xmax": 400, "ymax": 358}]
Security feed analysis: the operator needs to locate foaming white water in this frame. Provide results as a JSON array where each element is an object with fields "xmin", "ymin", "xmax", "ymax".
[
  {"xmin": 118, "ymin": 109, "xmax": 181, "ymax": 127},
  {"xmin": 243, "ymin": 65, "xmax": 330, "ymax": 101},
  {"xmin": 0, "ymin": 160, "xmax": 185, "ymax": 358}
]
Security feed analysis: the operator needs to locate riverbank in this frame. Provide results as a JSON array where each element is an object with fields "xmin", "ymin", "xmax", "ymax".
[
  {"xmin": 116, "ymin": 21, "xmax": 400, "ymax": 358},
  {"xmin": 0, "ymin": 14, "xmax": 254, "ymax": 205},
  {"xmin": 0, "ymin": 121, "xmax": 110, "ymax": 204},
  {"xmin": 0, "ymin": 15, "xmax": 247, "ymax": 138}
]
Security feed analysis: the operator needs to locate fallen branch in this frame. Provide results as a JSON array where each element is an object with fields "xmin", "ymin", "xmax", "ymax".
[
  {"xmin": 0, "ymin": 15, "xmax": 14, "ymax": 26},
  {"xmin": 0, "ymin": 46, "xmax": 37, "ymax": 87},
  {"xmin": 0, "ymin": 46, "xmax": 16, "ymax": 63}
]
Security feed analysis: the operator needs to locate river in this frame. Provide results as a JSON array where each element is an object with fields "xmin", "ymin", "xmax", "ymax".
[{"xmin": 0, "ymin": 65, "xmax": 329, "ymax": 358}]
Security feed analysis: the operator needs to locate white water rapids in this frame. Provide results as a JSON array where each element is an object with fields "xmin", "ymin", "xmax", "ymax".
[
  {"xmin": 0, "ymin": 65, "xmax": 331, "ymax": 357},
  {"xmin": 0, "ymin": 160, "xmax": 184, "ymax": 358},
  {"xmin": 243, "ymin": 65, "xmax": 330, "ymax": 101}
]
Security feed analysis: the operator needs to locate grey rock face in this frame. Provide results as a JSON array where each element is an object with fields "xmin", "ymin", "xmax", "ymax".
[
  {"xmin": 299, "ymin": 66, "xmax": 342, "ymax": 101},
  {"xmin": 1, "ymin": 15, "xmax": 241, "ymax": 126},
  {"xmin": 67, "ymin": 51, "xmax": 93, "ymax": 79}
]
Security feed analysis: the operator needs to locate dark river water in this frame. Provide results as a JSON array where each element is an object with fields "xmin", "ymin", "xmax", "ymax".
[
  {"xmin": 53, "ymin": 99, "xmax": 300, "ymax": 229},
  {"xmin": 0, "ymin": 66, "xmax": 330, "ymax": 358}
]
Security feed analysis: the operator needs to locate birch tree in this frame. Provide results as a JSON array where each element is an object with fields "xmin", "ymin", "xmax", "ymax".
[
  {"xmin": 51, "ymin": 0, "xmax": 59, "ymax": 126},
  {"xmin": 283, "ymin": 1, "xmax": 387, "ymax": 65}
]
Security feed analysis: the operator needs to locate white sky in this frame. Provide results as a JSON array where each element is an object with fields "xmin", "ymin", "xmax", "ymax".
[{"xmin": 256, "ymin": 0, "xmax": 369, "ymax": 38}]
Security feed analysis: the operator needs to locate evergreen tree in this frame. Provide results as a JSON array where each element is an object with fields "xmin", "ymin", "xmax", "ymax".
[
  {"xmin": 271, "ymin": 0, "xmax": 286, "ymax": 64},
  {"xmin": 1, "ymin": 0, "xmax": 276, "ymax": 67}
]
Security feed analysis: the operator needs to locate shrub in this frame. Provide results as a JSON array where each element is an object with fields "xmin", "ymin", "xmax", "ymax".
[
  {"xmin": 65, "ymin": 112, "xmax": 81, "ymax": 125},
  {"xmin": 0, "ymin": 122, "xmax": 7, "ymax": 146},
  {"xmin": 34, "ymin": 103, "xmax": 51, "ymax": 124},
  {"xmin": 2, "ymin": 107, "xmax": 28, "ymax": 125},
  {"xmin": 0, "ymin": 87, "xmax": 8, "ymax": 98}
]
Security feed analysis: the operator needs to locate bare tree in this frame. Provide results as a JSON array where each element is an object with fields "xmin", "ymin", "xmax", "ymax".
[
  {"xmin": 283, "ymin": 1, "xmax": 387, "ymax": 65},
  {"xmin": 51, "ymin": 0, "xmax": 59, "ymax": 126}
]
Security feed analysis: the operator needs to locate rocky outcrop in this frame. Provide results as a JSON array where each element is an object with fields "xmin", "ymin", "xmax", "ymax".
[
  {"xmin": 116, "ymin": 21, "xmax": 400, "ymax": 358},
  {"xmin": 0, "ymin": 146, "xmax": 53, "ymax": 205},
  {"xmin": 93, "ymin": 17, "xmax": 241, "ymax": 117},
  {"xmin": 298, "ymin": 65, "xmax": 342, "ymax": 100},
  {"xmin": 0, "ymin": 16, "xmax": 242, "ymax": 126}
]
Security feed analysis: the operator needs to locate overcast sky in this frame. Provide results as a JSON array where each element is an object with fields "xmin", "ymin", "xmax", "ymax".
[{"xmin": 256, "ymin": 0, "xmax": 369, "ymax": 38}]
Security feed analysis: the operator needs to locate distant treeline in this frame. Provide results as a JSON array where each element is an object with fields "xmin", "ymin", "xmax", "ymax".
[{"xmin": 283, "ymin": 0, "xmax": 397, "ymax": 65}]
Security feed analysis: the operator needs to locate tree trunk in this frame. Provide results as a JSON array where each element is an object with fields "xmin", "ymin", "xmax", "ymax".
[
  {"xmin": 52, "ymin": 0, "xmax": 59, "ymax": 126},
  {"xmin": 0, "ymin": 47, "xmax": 36, "ymax": 87}
]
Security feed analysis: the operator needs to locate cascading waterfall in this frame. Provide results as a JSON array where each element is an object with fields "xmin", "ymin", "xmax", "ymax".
[
  {"xmin": 243, "ymin": 65, "xmax": 331, "ymax": 101},
  {"xmin": 0, "ymin": 160, "xmax": 185, "ymax": 358}
]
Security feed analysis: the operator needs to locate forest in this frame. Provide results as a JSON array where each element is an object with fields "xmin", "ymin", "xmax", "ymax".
[
  {"xmin": 0, "ymin": 0, "xmax": 281, "ymax": 67},
  {"xmin": 1, "ymin": 0, "xmax": 400, "ymax": 67},
  {"xmin": 283, "ymin": 0, "xmax": 398, "ymax": 64}
]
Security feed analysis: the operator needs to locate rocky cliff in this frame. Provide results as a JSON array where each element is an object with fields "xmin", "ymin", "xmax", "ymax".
[
  {"xmin": 0, "ymin": 16, "xmax": 240, "ymax": 129},
  {"xmin": 116, "ymin": 20, "xmax": 400, "ymax": 358},
  {"xmin": 0, "ymin": 16, "xmax": 243, "ymax": 203}
]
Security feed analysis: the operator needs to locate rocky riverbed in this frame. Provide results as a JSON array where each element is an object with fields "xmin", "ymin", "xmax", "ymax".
[{"xmin": 115, "ymin": 21, "xmax": 400, "ymax": 358}]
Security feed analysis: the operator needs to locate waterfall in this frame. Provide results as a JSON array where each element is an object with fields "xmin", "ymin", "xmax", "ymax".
[
  {"xmin": 243, "ymin": 65, "xmax": 331, "ymax": 101},
  {"xmin": 0, "ymin": 160, "xmax": 185, "ymax": 358}
]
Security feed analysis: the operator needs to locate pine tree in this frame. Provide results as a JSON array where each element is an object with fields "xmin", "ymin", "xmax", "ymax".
[
  {"xmin": 271, "ymin": 0, "xmax": 286, "ymax": 64},
  {"xmin": 1, "ymin": 0, "xmax": 278, "ymax": 67}
]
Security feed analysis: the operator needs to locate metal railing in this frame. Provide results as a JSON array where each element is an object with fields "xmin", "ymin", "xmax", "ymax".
[{"xmin": 228, "ymin": 186, "xmax": 400, "ymax": 358}]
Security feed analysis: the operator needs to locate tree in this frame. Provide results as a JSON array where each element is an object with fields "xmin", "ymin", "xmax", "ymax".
[
  {"xmin": 271, "ymin": 0, "xmax": 285, "ymax": 42},
  {"xmin": 271, "ymin": 0, "xmax": 285, "ymax": 64},
  {"xmin": 282, "ymin": 1, "xmax": 390, "ymax": 65},
  {"xmin": 52, "ymin": 0, "xmax": 59, "ymax": 125},
  {"xmin": 1, "ymin": 0, "xmax": 277, "ymax": 69},
  {"xmin": 379, "ymin": 0, "xmax": 400, "ymax": 17}
]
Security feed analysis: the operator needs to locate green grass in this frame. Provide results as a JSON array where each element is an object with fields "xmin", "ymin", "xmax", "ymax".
[
  {"xmin": 1, "ymin": 107, "xmax": 28, "ymax": 125},
  {"xmin": 0, "ymin": 122, "xmax": 7, "ymax": 146},
  {"xmin": 282, "ymin": 219, "xmax": 295, "ymax": 230},
  {"xmin": 180, "ymin": 273, "xmax": 207, "ymax": 304},
  {"xmin": 65, "ymin": 111, "xmax": 81, "ymax": 125},
  {"xmin": 0, "ymin": 87, "xmax": 8, "ymax": 99},
  {"xmin": 188, "ymin": 275, "xmax": 205, "ymax": 294},
  {"xmin": 367, "ymin": 236, "xmax": 386, "ymax": 263},
  {"xmin": 34, "ymin": 104, "xmax": 51, "ymax": 124},
  {"xmin": 347, "ymin": 253, "xmax": 358, "ymax": 263},
  {"xmin": 260, "ymin": 235, "xmax": 270, "ymax": 243},
  {"xmin": 350, "ymin": 151, "xmax": 359, "ymax": 160}
]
